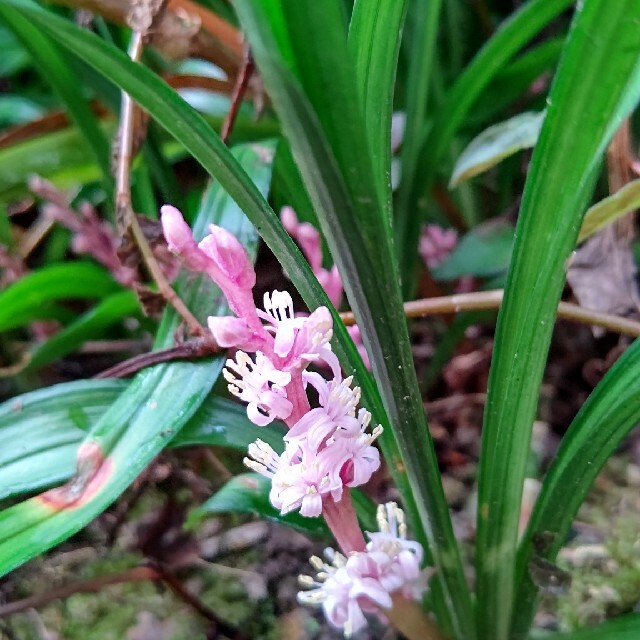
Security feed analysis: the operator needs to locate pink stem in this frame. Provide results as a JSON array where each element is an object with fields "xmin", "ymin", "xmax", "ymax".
[
  {"xmin": 322, "ymin": 490, "xmax": 367, "ymax": 553},
  {"xmin": 283, "ymin": 374, "xmax": 311, "ymax": 427}
]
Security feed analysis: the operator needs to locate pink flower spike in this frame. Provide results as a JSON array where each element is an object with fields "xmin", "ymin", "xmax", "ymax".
[
  {"xmin": 280, "ymin": 206, "xmax": 323, "ymax": 273},
  {"xmin": 281, "ymin": 207, "xmax": 345, "ymax": 307},
  {"xmin": 317, "ymin": 264, "xmax": 344, "ymax": 308},
  {"xmin": 160, "ymin": 205, "xmax": 209, "ymax": 271},
  {"xmin": 346, "ymin": 325, "xmax": 370, "ymax": 370}
]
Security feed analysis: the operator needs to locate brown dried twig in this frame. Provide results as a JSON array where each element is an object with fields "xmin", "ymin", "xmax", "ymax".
[
  {"xmin": 94, "ymin": 290, "xmax": 640, "ymax": 379},
  {"xmin": 220, "ymin": 45, "xmax": 255, "ymax": 144},
  {"xmin": 340, "ymin": 290, "xmax": 640, "ymax": 338},
  {"xmin": 94, "ymin": 337, "xmax": 218, "ymax": 378},
  {"xmin": 0, "ymin": 567, "xmax": 158, "ymax": 616},
  {"xmin": 114, "ymin": 28, "xmax": 205, "ymax": 336}
]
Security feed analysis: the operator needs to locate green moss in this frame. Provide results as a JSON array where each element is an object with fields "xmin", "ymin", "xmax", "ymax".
[
  {"xmin": 553, "ymin": 459, "xmax": 640, "ymax": 632},
  {"xmin": 9, "ymin": 550, "xmax": 279, "ymax": 640}
]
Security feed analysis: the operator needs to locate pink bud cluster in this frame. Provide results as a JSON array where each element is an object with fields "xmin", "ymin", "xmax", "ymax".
[{"xmin": 298, "ymin": 502, "xmax": 425, "ymax": 636}]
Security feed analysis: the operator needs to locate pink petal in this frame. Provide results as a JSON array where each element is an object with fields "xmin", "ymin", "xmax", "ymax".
[
  {"xmin": 207, "ymin": 316, "xmax": 253, "ymax": 348},
  {"xmin": 199, "ymin": 225, "xmax": 256, "ymax": 289}
]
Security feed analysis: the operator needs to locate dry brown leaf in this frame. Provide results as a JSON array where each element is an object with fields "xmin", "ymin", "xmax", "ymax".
[{"xmin": 566, "ymin": 225, "xmax": 640, "ymax": 336}]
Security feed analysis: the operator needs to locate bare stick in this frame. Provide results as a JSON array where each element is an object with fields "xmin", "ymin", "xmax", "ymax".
[
  {"xmin": 220, "ymin": 46, "xmax": 255, "ymax": 144},
  {"xmin": 114, "ymin": 30, "xmax": 205, "ymax": 336},
  {"xmin": 0, "ymin": 567, "xmax": 159, "ymax": 616},
  {"xmin": 94, "ymin": 338, "xmax": 218, "ymax": 378},
  {"xmin": 95, "ymin": 290, "xmax": 640, "ymax": 379},
  {"xmin": 339, "ymin": 290, "xmax": 640, "ymax": 337}
]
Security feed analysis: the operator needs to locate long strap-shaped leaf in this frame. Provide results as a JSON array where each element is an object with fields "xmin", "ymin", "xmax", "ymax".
[
  {"xmin": 474, "ymin": 3, "xmax": 640, "ymax": 639},
  {"xmin": 233, "ymin": 2, "xmax": 473, "ymax": 637},
  {"xmin": 0, "ymin": 144, "xmax": 269, "ymax": 576},
  {"xmin": 348, "ymin": 0, "xmax": 407, "ymax": 222},
  {"xmin": 510, "ymin": 338, "xmax": 640, "ymax": 638},
  {"xmin": 0, "ymin": 379, "xmax": 285, "ymax": 501}
]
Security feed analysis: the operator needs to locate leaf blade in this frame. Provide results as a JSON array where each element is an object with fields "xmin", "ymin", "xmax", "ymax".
[{"xmin": 474, "ymin": 3, "xmax": 640, "ymax": 638}]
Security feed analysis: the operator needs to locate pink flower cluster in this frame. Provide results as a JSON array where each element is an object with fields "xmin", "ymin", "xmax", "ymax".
[
  {"xmin": 244, "ymin": 371, "xmax": 382, "ymax": 517},
  {"xmin": 161, "ymin": 205, "xmax": 381, "ymax": 518},
  {"xmin": 298, "ymin": 502, "xmax": 425, "ymax": 636}
]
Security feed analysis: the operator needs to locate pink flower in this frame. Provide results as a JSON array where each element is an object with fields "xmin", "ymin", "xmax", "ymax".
[
  {"xmin": 419, "ymin": 224, "xmax": 458, "ymax": 269},
  {"xmin": 223, "ymin": 351, "xmax": 292, "ymax": 426},
  {"xmin": 298, "ymin": 503, "xmax": 426, "ymax": 636},
  {"xmin": 245, "ymin": 439, "xmax": 342, "ymax": 517},
  {"xmin": 322, "ymin": 408, "xmax": 382, "ymax": 489},
  {"xmin": 258, "ymin": 290, "xmax": 339, "ymax": 376},
  {"xmin": 245, "ymin": 372, "xmax": 382, "ymax": 517},
  {"xmin": 346, "ymin": 325, "xmax": 370, "ymax": 370},
  {"xmin": 285, "ymin": 373, "xmax": 361, "ymax": 450}
]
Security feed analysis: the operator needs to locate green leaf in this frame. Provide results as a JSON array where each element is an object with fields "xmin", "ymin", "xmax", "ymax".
[
  {"xmin": 450, "ymin": 111, "xmax": 544, "ymax": 187},
  {"xmin": 474, "ymin": 3, "xmax": 640, "ymax": 639},
  {"xmin": 0, "ymin": 126, "xmax": 113, "ymax": 204},
  {"xmin": 172, "ymin": 395, "xmax": 286, "ymax": 454},
  {"xmin": 433, "ymin": 221, "xmax": 514, "ymax": 280},
  {"xmin": 578, "ymin": 178, "xmax": 640, "ymax": 243},
  {"xmin": 187, "ymin": 473, "xmax": 329, "ymax": 537},
  {"xmin": 26, "ymin": 291, "xmax": 141, "ymax": 370},
  {"xmin": 539, "ymin": 615, "xmax": 640, "ymax": 640},
  {"xmin": 0, "ymin": 379, "xmax": 125, "ymax": 501},
  {"xmin": 233, "ymin": 2, "xmax": 474, "ymax": 637},
  {"xmin": 0, "ymin": 143, "xmax": 272, "ymax": 576},
  {"xmin": 0, "ymin": 262, "xmax": 121, "ymax": 332},
  {"xmin": 348, "ymin": 0, "xmax": 407, "ymax": 219},
  {"xmin": 0, "ymin": 378, "xmax": 284, "ymax": 500},
  {"xmin": 0, "ymin": 0, "xmax": 113, "ymax": 195},
  {"xmin": 395, "ymin": 0, "xmax": 442, "ymax": 285},
  {"xmin": 0, "ymin": 24, "xmax": 30, "ymax": 76},
  {"xmin": 471, "ymin": 37, "xmax": 564, "ymax": 124},
  {"xmin": 188, "ymin": 472, "xmax": 377, "ymax": 537},
  {"xmin": 396, "ymin": 0, "xmax": 573, "ymax": 293},
  {"xmin": 512, "ymin": 338, "xmax": 640, "ymax": 637}
]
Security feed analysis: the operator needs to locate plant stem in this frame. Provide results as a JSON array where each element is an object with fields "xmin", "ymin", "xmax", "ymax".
[{"xmin": 114, "ymin": 30, "xmax": 205, "ymax": 336}]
